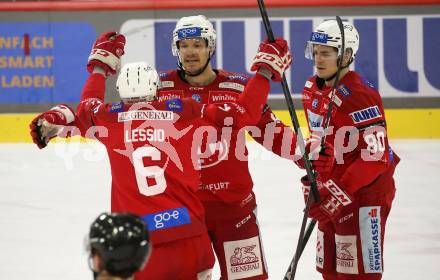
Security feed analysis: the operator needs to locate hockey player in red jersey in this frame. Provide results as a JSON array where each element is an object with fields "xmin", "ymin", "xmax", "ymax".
[
  {"xmin": 162, "ymin": 15, "xmax": 333, "ymax": 280},
  {"xmin": 299, "ymin": 20, "xmax": 400, "ymax": 280},
  {"xmin": 29, "ymin": 30, "xmax": 293, "ymax": 279}
]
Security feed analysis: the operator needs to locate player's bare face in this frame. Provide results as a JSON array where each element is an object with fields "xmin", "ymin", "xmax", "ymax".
[
  {"xmin": 313, "ymin": 45, "xmax": 339, "ymax": 79},
  {"xmin": 179, "ymin": 38, "xmax": 210, "ymax": 74}
]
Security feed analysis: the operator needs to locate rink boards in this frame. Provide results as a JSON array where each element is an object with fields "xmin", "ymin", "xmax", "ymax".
[
  {"xmin": 1, "ymin": 108, "xmax": 439, "ymax": 143},
  {"xmin": 0, "ymin": 4, "xmax": 439, "ymax": 141}
]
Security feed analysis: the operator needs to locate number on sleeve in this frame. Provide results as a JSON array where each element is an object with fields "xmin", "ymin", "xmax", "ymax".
[{"xmin": 364, "ymin": 131, "xmax": 385, "ymax": 154}]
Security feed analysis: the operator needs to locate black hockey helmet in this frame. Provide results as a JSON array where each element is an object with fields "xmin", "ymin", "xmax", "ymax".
[{"xmin": 88, "ymin": 212, "xmax": 151, "ymax": 278}]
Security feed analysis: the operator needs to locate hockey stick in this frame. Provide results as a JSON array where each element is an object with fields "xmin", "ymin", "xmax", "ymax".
[
  {"xmin": 256, "ymin": 0, "xmax": 321, "ymax": 277},
  {"xmin": 284, "ymin": 16, "xmax": 346, "ymax": 280},
  {"xmin": 256, "ymin": 0, "xmax": 319, "ymax": 201}
]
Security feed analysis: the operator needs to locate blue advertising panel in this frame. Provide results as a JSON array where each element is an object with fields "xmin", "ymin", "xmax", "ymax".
[
  {"xmin": 121, "ymin": 15, "xmax": 440, "ymax": 97},
  {"xmin": 0, "ymin": 22, "xmax": 96, "ymax": 104}
]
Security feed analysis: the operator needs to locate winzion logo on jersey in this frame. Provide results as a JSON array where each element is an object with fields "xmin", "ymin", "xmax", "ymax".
[{"xmin": 118, "ymin": 110, "xmax": 173, "ymax": 122}]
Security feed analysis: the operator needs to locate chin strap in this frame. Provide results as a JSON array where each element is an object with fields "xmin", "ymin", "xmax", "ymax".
[
  {"xmin": 324, "ymin": 70, "xmax": 339, "ymax": 82},
  {"xmin": 325, "ymin": 56, "xmax": 352, "ymax": 82}
]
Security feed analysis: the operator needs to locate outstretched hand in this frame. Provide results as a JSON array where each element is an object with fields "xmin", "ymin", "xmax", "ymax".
[
  {"xmin": 87, "ymin": 31, "xmax": 126, "ymax": 76},
  {"xmin": 29, "ymin": 105, "xmax": 75, "ymax": 149},
  {"xmin": 250, "ymin": 37, "xmax": 292, "ymax": 82}
]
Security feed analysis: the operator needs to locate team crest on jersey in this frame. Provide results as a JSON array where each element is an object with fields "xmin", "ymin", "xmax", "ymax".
[
  {"xmin": 192, "ymin": 94, "xmax": 201, "ymax": 102},
  {"xmin": 338, "ymin": 84, "xmax": 352, "ymax": 97},
  {"xmin": 312, "ymin": 99, "xmax": 319, "ymax": 109},
  {"xmin": 109, "ymin": 102, "xmax": 124, "ymax": 113},
  {"xmin": 349, "ymin": 106, "xmax": 382, "ymax": 124},
  {"xmin": 198, "ymin": 139, "xmax": 229, "ymax": 168},
  {"xmin": 219, "ymin": 82, "xmax": 245, "ymax": 92},
  {"xmin": 166, "ymin": 98, "xmax": 183, "ymax": 112}
]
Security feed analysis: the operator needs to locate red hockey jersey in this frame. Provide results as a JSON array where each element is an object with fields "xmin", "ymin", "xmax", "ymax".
[
  {"xmin": 302, "ymin": 71, "xmax": 400, "ymax": 194},
  {"xmin": 158, "ymin": 69, "xmax": 297, "ymax": 205},
  {"xmin": 74, "ymin": 72, "xmax": 271, "ymax": 244},
  {"xmin": 76, "ymin": 73, "xmax": 208, "ymax": 245}
]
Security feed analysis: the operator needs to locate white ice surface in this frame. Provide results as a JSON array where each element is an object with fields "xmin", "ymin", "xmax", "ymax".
[{"xmin": 0, "ymin": 140, "xmax": 439, "ymax": 279}]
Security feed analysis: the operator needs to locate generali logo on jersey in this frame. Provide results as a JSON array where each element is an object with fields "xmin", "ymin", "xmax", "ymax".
[
  {"xmin": 230, "ymin": 245, "xmax": 259, "ymax": 271},
  {"xmin": 118, "ymin": 110, "xmax": 173, "ymax": 122},
  {"xmin": 335, "ymin": 235, "xmax": 359, "ymax": 274},
  {"xmin": 224, "ymin": 236, "xmax": 263, "ymax": 279}
]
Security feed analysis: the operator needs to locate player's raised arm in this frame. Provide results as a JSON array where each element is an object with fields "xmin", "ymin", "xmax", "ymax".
[
  {"xmin": 77, "ymin": 31, "xmax": 126, "ymax": 130},
  {"xmin": 201, "ymin": 38, "xmax": 292, "ymax": 128}
]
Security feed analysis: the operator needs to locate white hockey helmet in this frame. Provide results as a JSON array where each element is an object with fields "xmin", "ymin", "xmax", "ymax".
[
  {"xmin": 116, "ymin": 62, "xmax": 159, "ymax": 103},
  {"xmin": 171, "ymin": 15, "xmax": 217, "ymax": 57},
  {"xmin": 305, "ymin": 20, "xmax": 359, "ymax": 62}
]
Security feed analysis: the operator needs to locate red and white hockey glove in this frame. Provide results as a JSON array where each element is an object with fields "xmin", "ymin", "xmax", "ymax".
[
  {"xmin": 29, "ymin": 104, "xmax": 75, "ymax": 149},
  {"xmin": 295, "ymin": 134, "xmax": 335, "ymax": 179},
  {"xmin": 250, "ymin": 38, "xmax": 292, "ymax": 82},
  {"xmin": 301, "ymin": 176, "xmax": 353, "ymax": 225},
  {"xmin": 87, "ymin": 31, "xmax": 126, "ymax": 76}
]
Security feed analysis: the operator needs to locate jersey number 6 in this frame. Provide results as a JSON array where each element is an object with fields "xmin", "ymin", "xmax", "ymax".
[{"xmin": 132, "ymin": 146, "xmax": 167, "ymax": 196}]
